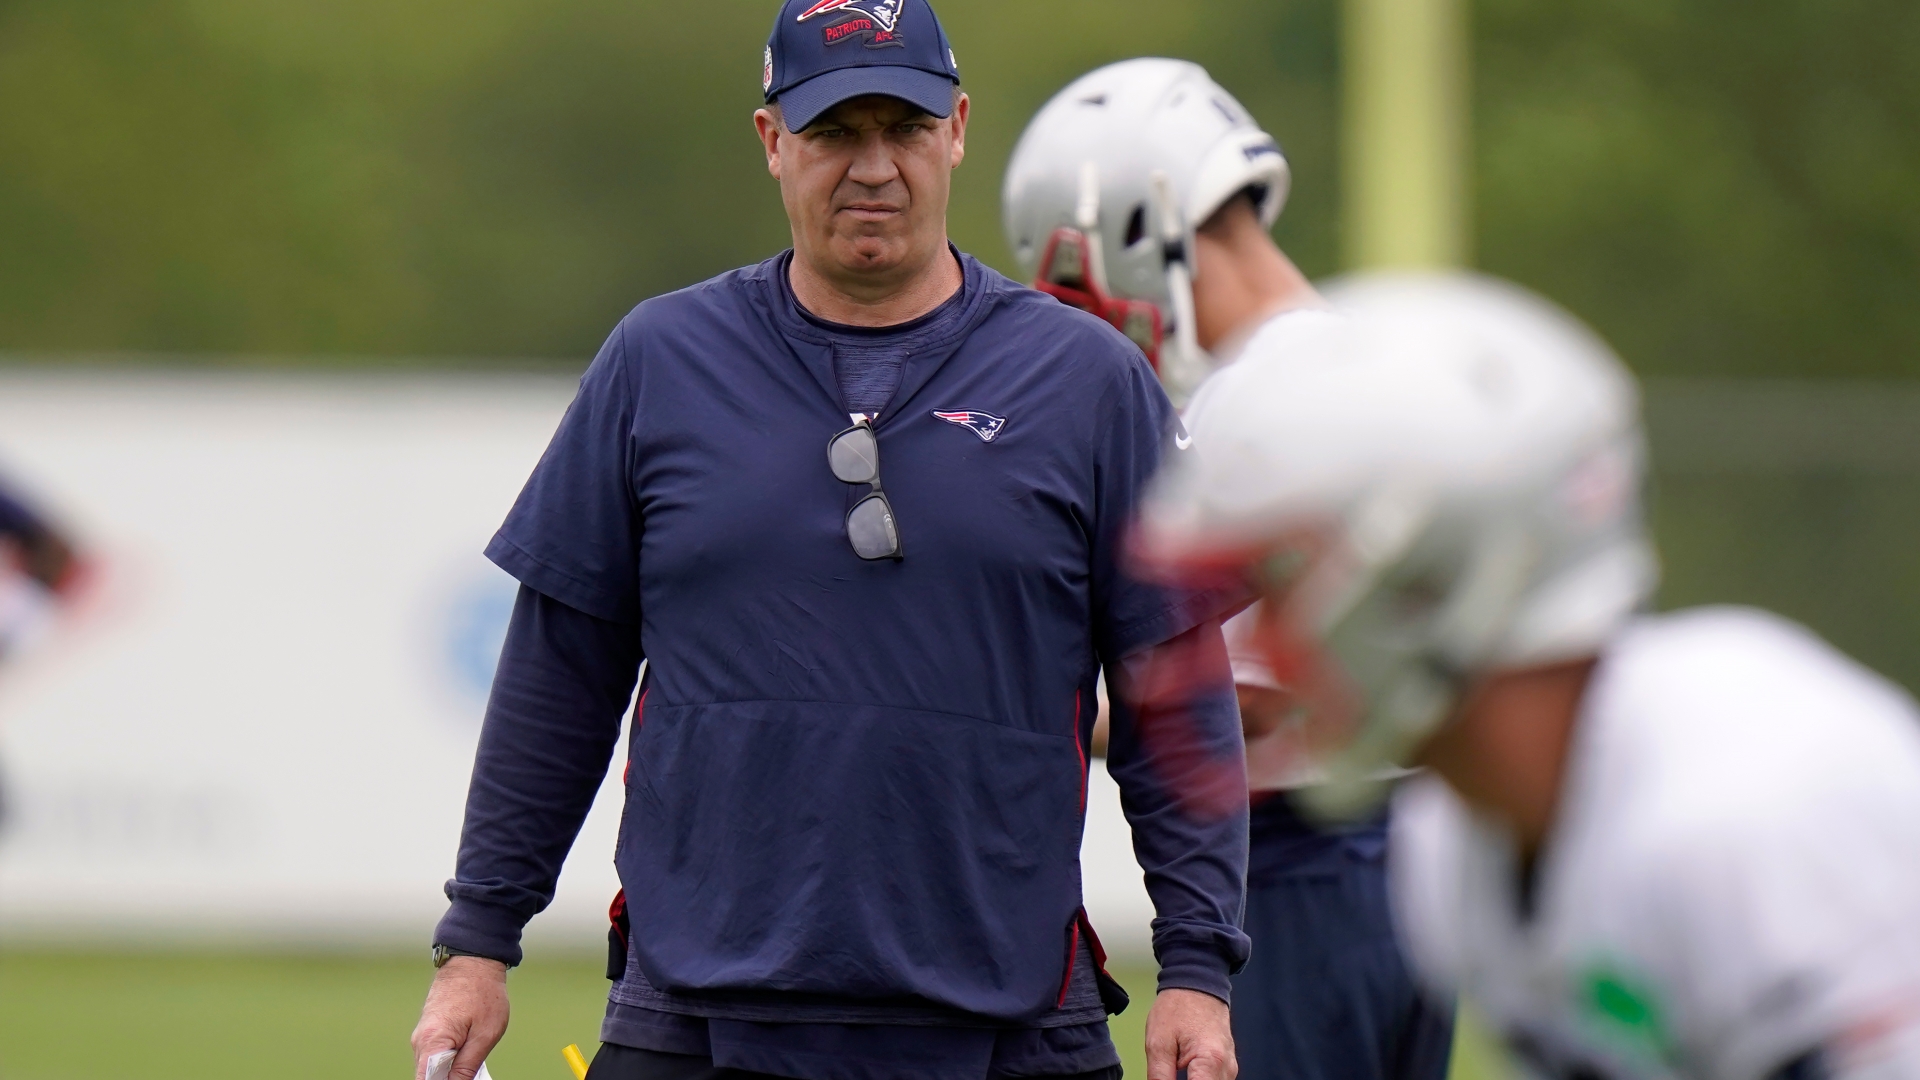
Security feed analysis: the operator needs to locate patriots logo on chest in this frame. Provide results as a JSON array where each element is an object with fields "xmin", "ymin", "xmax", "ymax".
[
  {"xmin": 797, "ymin": 0, "xmax": 903, "ymax": 31},
  {"xmin": 933, "ymin": 410, "xmax": 1007, "ymax": 443}
]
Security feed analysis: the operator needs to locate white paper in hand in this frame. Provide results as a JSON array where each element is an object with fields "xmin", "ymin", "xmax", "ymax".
[{"xmin": 425, "ymin": 1050, "xmax": 493, "ymax": 1080}]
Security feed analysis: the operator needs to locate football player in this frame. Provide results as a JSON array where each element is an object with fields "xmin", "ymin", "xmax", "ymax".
[
  {"xmin": 1132, "ymin": 271, "xmax": 1920, "ymax": 1080},
  {"xmin": 1004, "ymin": 60, "xmax": 1455, "ymax": 1080}
]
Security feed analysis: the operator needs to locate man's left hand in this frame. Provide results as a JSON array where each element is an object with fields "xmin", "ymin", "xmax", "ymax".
[{"xmin": 1144, "ymin": 987, "xmax": 1237, "ymax": 1080}]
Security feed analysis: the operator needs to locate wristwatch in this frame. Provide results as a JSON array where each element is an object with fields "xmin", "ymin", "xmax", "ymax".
[{"xmin": 432, "ymin": 944, "xmax": 485, "ymax": 968}]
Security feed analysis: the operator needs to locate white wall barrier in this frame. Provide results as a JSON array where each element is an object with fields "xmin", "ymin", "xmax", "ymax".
[{"xmin": 0, "ymin": 370, "xmax": 1155, "ymax": 954}]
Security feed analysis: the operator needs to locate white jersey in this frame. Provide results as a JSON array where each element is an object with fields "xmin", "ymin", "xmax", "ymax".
[
  {"xmin": 1186, "ymin": 304, "xmax": 1346, "ymax": 425},
  {"xmin": 1390, "ymin": 607, "xmax": 1920, "ymax": 1080}
]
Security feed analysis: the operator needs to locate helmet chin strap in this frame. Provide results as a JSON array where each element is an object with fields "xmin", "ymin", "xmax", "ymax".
[{"xmin": 1150, "ymin": 171, "xmax": 1214, "ymax": 405}]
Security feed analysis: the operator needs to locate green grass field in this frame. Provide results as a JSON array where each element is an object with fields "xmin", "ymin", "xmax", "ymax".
[{"xmin": 0, "ymin": 950, "xmax": 1508, "ymax": 1079}]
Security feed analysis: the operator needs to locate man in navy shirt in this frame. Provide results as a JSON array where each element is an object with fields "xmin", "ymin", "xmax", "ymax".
[{"xmin": 410, "ymin": 3, "xmax": 1250, "ymax": 1079}]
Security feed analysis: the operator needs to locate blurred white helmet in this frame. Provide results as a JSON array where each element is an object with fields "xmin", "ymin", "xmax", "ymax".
[
  {"xmin": 1136, "ymin": 272, "xmax": 1659, "ymax": 817},
  {"xmin": 1002, "ymin": 58, "xmax": 1290, "ymax": 403}
]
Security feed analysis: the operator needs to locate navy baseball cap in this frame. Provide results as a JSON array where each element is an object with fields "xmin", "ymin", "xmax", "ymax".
[{"xmin": 763, "ymin": 0, "xmax": 961, "ymax": 133}]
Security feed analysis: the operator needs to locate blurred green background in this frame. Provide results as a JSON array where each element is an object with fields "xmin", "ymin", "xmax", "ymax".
[
  {"xmin": 1, "ymin": 1, "xmax": 1917, "ymax": 1078},
  {"xmin": 3, "ymin": 0, "xmax": 1916, "ymax": 374}
]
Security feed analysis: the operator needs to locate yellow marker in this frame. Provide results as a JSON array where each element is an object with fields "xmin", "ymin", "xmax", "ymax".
[{"xmin": 561, "ymin": 1043, "xmax": 590, "ymax": 1080}]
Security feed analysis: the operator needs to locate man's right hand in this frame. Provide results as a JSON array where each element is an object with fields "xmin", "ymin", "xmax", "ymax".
[
  {"xmin": 411, "ymin": 955, "xmax": 511, "ymax": 1080},
  {"xmin": 1144, "ymin": 987, "xmax": 1237, "ymax": 1080}
]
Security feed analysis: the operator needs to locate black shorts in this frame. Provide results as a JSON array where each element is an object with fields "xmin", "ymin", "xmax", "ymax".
[{"xmin": 584, "ymin": 1043, "xmax": 1123, "ymax": 1080}]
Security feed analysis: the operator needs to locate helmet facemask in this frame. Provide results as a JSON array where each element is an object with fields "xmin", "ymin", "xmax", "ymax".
[
  {"xmin": 1239, "ymin": 489, "xmax": 1550, "ymax": 820},
  {"xmin": 1146, "ymin": 170, "xmax": 1213, "ymax": 406},
  {"xmin": 1033, "ymin": 224, "xmax": 1166, "ymax": 365},
  {"xmin": 1027, "ymin": 162, "xmax": 1219, "ymax": 405}
]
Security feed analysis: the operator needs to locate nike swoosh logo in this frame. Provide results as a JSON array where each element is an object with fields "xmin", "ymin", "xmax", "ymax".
[{"xmin": 1174, "ymin": 433, "xmax": 1193, "ymax": 450}]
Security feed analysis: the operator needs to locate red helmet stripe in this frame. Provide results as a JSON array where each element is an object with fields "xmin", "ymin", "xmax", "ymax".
[{"xmin": 796, "ymin": 0, "xmax": 856, "ymax": 20}]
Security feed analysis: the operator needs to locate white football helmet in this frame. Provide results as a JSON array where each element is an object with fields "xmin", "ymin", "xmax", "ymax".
[
  {"xmin": 1002, "ymin": 58, "xmax": 1290, "ymax": 403},
  {"xmin": 1136, "ymin": 273, "xmax": 1660, "ymax": 817}
]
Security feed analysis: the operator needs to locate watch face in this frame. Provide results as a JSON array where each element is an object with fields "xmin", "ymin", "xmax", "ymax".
[{"xmin": 432, "ymin": 944, "xmax": 452, "ymax": 967}]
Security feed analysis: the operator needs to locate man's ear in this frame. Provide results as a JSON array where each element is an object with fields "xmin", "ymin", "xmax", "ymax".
[
  {"xmin": 947, "ymin": 93, "xmax": 969, "ymax": 170},
  {"xmin": 753, "ymin": 108, "xmax": 784, "ymax": 180}
]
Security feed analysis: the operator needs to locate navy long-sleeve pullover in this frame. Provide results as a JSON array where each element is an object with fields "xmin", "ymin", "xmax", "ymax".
[{"xmin": 435, "ymin": 250, "xmax": 1249, "ymax": 1079}]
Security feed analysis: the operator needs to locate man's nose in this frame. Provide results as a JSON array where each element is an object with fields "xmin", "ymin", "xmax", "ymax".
[{"xmin": 846, "ymin": 131, "xmax": 901, "ymax": 188}]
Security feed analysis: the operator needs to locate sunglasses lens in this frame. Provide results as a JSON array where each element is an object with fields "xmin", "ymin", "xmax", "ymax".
[
  {"xmin": 846, "ymin": 493, "xmax": 900, "ymax": 560},
  {"xmin": 829, "ymin": 427, "xmax": 879, "ymax": 484}
]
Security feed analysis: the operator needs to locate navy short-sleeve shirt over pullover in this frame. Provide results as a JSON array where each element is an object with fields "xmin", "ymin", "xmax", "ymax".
[{"xmin": 446, "ymin": 250, "xmax": 1249, "ymax": 1064}]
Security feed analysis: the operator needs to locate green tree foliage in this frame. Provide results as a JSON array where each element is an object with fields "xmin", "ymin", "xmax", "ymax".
[
  {"xmin": 0, "ymin": 0, "xmax": 1913, "ymax": 374},
  {"xmin": 1476, "ymin": 0, "xmax": 1920, "ymax": 377}
]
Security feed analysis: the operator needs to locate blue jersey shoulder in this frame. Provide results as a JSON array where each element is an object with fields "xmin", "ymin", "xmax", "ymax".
[
  {"xmin": 581, "ymin": 257, "xmax": 790, "ymax": 388},
  {"xmin": 982, "ymin": 266, "xmax": 1143, "ymax": 351},
  {"xmin": 979, "ymin": 269, "xmax": 1164, "ymax": 402},
  {"xmin": 594, "ymin": 252, "xmax": 1161, "ymax": 412},
  {"xmin": 618, "ymin": 257, "xmax": 779, "ymax": 336}
]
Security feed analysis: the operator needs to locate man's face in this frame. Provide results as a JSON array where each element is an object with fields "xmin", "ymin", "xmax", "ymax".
[{"xmin": 755, "ymin": 93, "xmax": 968, "ymax": 289}]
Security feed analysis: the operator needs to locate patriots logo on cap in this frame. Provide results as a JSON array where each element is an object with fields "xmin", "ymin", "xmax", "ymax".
[
  {"xmin": 797, "ymin": 0, "xmax": 903, "ymax": 32},
  {"xmin": 933, "ymin": 410, "xmax": 1007, "ymax": 443},
  {"xmin": 763, "ymin": 46, "xmax": 774, "ymax": 93}
]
